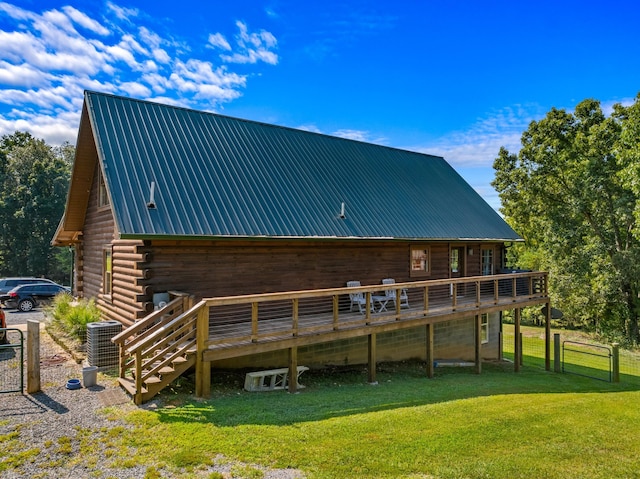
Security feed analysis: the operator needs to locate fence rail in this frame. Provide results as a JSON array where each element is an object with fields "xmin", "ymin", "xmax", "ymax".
[
  {"xmin": 503, "ymin": 324, "xmax": 640, "ymax": 385},
  {"xmin": 0, "ymin": 329, "xmax": 24, "ymax": 394},
  {"xmin": 562, "ymin": 340, "xmax": 612, "ymax": 382}
]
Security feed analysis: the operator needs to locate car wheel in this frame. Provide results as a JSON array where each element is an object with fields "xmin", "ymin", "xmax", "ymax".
[{"xmin": 18, "ymin": 299, "xmax": 34, "ymax": 312}]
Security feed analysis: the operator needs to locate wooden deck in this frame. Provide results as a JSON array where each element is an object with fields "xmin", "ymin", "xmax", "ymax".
[
  {"xmin": 114, "ymin": 272, "xmax": 551, "ymax": 403},
  {"xmin": 201, "ymin": 272, "xmax": 549, "ymax": 360}
]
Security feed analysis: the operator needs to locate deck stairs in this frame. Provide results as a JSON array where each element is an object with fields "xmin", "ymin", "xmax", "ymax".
[{"xmin": 112, "ymin": 294, "xmax": 199, "ymax": 404}]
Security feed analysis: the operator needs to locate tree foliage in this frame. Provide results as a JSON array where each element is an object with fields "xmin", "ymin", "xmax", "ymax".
[
  {"xmin": 493, "ymin": 95, "xmax": 640, "ymax": 345},
  {"xmin": 0, "ymin": 132, "xmax": 72, "ymax": 283}
]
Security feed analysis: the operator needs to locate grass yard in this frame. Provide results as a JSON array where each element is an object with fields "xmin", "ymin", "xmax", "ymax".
[{"xmin": 98, "ymin": 360, "xmax": 640, "ymax": 479}]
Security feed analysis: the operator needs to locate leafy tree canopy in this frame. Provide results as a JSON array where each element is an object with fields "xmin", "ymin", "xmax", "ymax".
[
  {"xmin": 0, "ymin": 131, "xmax": 73, "ymax": 283},
  {"xmin": 493, "ymin": 95, "xmax": 640, "ymax": 345}
]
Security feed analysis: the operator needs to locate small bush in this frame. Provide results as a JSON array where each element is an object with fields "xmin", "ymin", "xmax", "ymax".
[{"xmin": 47, "ymin": 294, "xmax": 101, "ymax": 341}]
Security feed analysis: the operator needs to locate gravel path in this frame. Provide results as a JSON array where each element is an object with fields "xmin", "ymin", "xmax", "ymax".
[{"xmin": 1, "ymin": 309, "xmax": 305, "ymax": 479}]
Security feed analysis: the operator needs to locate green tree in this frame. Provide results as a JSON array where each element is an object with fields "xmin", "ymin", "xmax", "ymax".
[
  {"xmin": 492, "ymin": 97, "xmax": 640, "ymax": 345},
  {"xmin": 0, "ymin": 132, "xmax": 72, "ymax": 283}
]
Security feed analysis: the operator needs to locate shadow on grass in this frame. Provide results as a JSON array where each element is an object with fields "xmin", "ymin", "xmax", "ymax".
[{"xmin": 150, "ymin": 360, "xmax": 640, "ymax": 427}]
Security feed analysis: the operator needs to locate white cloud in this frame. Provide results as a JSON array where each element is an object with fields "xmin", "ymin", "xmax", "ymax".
[
  {"xmin": 0, "ymin": 61, "xmax": 49, "ymax": 87},
  {"xmin": 207, "ymin": 32, "xmax": 231, "ymax": 51},
  {"xmin": 333, "ymin": 129, "xmax": 370, "ymax": 142},
  {"xmin": 220, "ymin": 21, "xmax": 278, "ymax": 65},
  {"xmin": 409, "ymin": 105, "xmax": 545, "ymax": 168},
  {"xmin": 105, "ymin": 1, "xmax": 138, "ymax": 22},
  {"xmin": 0, "ymin": 2, "xmax": 279, "ymax": 145},
  {"xmin": 62, "ymin": 6, "xmax": 110, "ymax": 36},
  {"xmin": 119, "ymin": 81, "xmax": 151, "ymax": 97},
  {"xmin": 297, "ymin": 124, "xmax": 322, "ymax": 134}
]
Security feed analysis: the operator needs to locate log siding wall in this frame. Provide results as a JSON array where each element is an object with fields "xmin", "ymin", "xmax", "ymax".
[
  {"xmin": 81, "ymin": 168, "xmax": 147, "ymax": 326},
  {"xmin": 144, "ymin": 240, "xmax": 501, "ymax": 300}
]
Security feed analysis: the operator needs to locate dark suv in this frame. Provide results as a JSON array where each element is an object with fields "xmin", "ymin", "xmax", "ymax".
[
  {"xmin": 0, "ymin": 277, "xmax": 56, "ymax": 296},
  {"xmin": 2, "ymin": 283, "xmax": 70, "ymax": 312}
]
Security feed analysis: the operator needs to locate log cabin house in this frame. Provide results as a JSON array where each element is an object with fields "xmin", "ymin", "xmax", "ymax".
[{"xmin": 53, "ymin": 91, "xmax": 551, "ymax": 403}]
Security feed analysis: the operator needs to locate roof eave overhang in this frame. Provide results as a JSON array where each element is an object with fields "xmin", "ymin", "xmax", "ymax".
[{"xmin": 119, "ymin": 233, "xmax": 523, "ymax": 243}]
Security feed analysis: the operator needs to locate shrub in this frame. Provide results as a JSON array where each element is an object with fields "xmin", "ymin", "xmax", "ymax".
[{"xmin": 47, "ymin": 294, "xmax": 101, "ymax": 341}]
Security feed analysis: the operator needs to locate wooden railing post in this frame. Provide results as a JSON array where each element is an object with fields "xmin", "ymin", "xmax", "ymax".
[
  {"xmin": 251, "ymin": 302, "xmax": 259, "ymax": 342},
  {"xmin": 333, "ymin": 295, "xmax": 340, "ymax": 329},
  {"xmin": 365, "ymin": 292, "xmax": 372, "ymax": 324},
  {"xmin": 135, "ymin": 350, "xmax": 142, "ymax": 405},
  {"xmin": 476, "ymin": 281, "xmax": 481, "ymax": 307},
  {"xmin": 424, "ymin": 286, "xmax": 429, "ymax": 313},
  {"xmin": 292, "ymin": 298, "xmax": 299, "ymax": 336},
  {"xmin": 119, "ymin": 344, "xmax": 126, "ymax": 378},
  {"xmin": 196, "ymin": 303, "xmax": 211, "ymax": 398}
]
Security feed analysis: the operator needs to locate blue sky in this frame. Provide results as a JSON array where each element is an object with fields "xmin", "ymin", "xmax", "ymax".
[{"xmin": 0, "ymin": 0, "xmax": 638, "ymax": 210}]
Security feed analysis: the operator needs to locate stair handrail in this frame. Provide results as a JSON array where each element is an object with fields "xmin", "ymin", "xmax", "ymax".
[
  {"xmin": 126, "ymin": 300, "xmax": 206, "ymax": 355},
  {"xmin": 112, "ymin": 296, "xmax": 185, "ymax": 345}
]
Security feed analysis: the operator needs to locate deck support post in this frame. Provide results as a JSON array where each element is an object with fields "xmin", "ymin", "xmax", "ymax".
[
  {"xmin": 368, "ymin": 333, "xmax": 377, "ymax": 383},
  {"xmin": 544, "ymin": 301, "xmax": 551, "ymax": 371},
  {"xmin": 288, "ymin": 347, "xmax": 298, "ymax": 393},
  {"xmin": 195, "ymin": 304, "xmax": 211, "ymax": 398},
  {"xmin": 514, "ymin": 308, "xmax": 521, "ymax": 372},
  {"xmin": 426, "ymin": 323, "xmax": 434, "ymax": 378},
  {"xmin": 474, "ymin": 314, "xmax": 482, "ymax": 374}
]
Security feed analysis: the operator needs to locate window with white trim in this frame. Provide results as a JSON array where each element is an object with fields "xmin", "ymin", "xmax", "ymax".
[
  {"xmin": 103, "ymin": 247, "xmax": 113, "ymax": 296},
  {"xmin": 98, "ymin": 171, "xmax": 109, "ymax": 207},
  {"xmin": 481, "ymin": 313, "xmax": 489, "ymax": 344},
  {"xmin": 410, "ymin": 246, "xmax": 430, "ymax": 277},
  {"xmin": 481, "ymin": 248, "xmax": 494, "ymax": 276}
]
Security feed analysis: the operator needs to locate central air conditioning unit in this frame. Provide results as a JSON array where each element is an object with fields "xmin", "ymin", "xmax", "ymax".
[{"xmin": 86, "ymin": 320, "xmax": 122, "ymax": 368}]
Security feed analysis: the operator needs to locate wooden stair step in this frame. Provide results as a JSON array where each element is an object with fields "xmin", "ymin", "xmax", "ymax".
[
  {"xmin": 144, "ymin": 376, "xmax": 162, "ymax": 385},
  {"xmin": 158, "ymin": 366, "xmax": 176, "ymax": 375},
  {"xmin": 118, "ymin": 377, "xmax": 148, "ymax": 395}
]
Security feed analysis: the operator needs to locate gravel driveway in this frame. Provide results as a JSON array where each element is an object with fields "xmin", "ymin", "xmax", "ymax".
[{"xmin": 0, "ymin": 308, "xmax": 305, "ymax": 479}]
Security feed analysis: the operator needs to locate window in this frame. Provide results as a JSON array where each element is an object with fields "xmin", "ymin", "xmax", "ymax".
[
  {"xmin": 103, "ymin": 247, "xmax": 113, "ymax": 296},
  {"xmin": 481, "ymin": 248, "xmax": 494, "ymax": 276},
  {"xmin": 450, "ymin": 248, "xmax": 459, "ymax": 273},
  {"xmin": 410, "ymin": 246, "xmax": 430, "ymax": 277},
  {"xmin": 481, "ymin": 313, "xmax": 489, "ymax": 344},
  {"xmin": 98, "ymin": 171, "xmax": 109, "ymax": 207}
]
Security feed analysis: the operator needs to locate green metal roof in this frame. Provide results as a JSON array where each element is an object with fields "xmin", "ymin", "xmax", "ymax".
[{"xmin": 84, "ymin": 91, "xmax": 520, "ymax": 241}]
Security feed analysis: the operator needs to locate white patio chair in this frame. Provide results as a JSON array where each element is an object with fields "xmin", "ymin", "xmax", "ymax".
[
  {"xmin": 347, "ymin": 280, "xmax": 373, "ymax": 313},
  {"xmin": 382, "ymin": 278, "xmax": 409, "ymax": 309}
]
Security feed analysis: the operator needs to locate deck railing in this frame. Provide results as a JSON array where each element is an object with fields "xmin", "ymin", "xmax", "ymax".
[{"xmin": 201, "ymin": 271, "xmax": 549, "ymax": 352}]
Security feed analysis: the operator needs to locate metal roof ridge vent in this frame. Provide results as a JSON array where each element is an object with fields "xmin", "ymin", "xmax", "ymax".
[
  {"xmin": 147, "ymin": 181, "xmax": 157, "ymax": 209},
  {"xmin": 339, "ymin": 202, "xmax": 346, "ymax": 219}
]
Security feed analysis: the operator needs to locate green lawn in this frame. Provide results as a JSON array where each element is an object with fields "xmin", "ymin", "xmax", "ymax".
[{"xmin": 104, "ymin": 361, "xmax": 640, "ymax": 479}]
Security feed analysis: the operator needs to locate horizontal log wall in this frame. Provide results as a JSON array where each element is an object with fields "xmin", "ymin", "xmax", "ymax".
[
  {"xmin": 80, "ymin": 167, "xmax": 147, "ymax": 326},
  {"xmin": 145, "ymin": 239, "xmax": 500, "ymax": 300}
]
